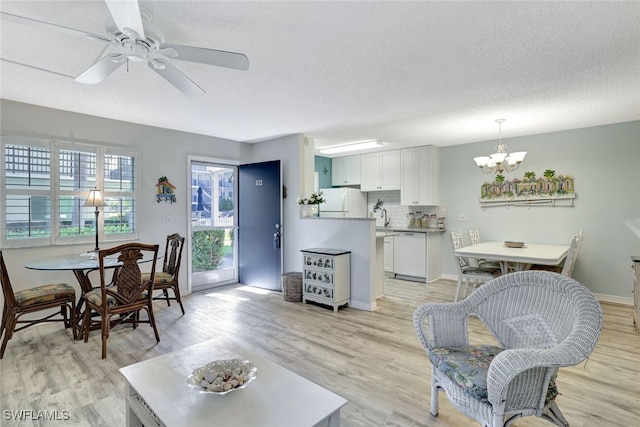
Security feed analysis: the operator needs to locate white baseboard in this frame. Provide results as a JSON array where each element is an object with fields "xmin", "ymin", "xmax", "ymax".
[
  {"xmin": 439, "ymin": 275, "xmax": 633, "ymax": 306},
  {"xmin": 350, "ymin": 299, "xmax": 378, "ymax": 311},
  {"xmin": 594, "ymin": 293, "xmax": 633, "ymax": 306}
]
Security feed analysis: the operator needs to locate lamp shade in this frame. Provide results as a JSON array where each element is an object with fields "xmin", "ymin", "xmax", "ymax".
[
  {"xmin": 83, "ymin": 189, "xmax": 106, "ymax": 207},
  {"xmin": 474, "ymin": 156, "xmax": 490, "ymax": 167},
  {"xmin": 490, "ymin": 152, "xmax": 508, "ymax": 164},
  {"xmin": 507, "ymin": 151, "xmax": 527, "ymax": 164}
]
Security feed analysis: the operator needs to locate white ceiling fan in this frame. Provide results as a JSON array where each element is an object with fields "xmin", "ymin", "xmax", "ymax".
[{"xmin": 0, "ymin": 0, "xmax": 249, "ymax": 97}]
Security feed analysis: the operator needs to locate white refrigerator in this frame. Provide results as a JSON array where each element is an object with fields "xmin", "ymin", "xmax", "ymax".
[{"xmin": 319, "ymin": 188, "xmax": 368, "ymax": 218}]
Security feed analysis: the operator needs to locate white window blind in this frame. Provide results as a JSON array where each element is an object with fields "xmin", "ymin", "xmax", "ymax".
[{"xmin": 1, "ymin": 135, "xmax": 139, "ymax": 248}]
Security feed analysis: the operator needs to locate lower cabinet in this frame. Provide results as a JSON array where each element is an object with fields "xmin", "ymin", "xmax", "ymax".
[
  {"xmin": 392, "ymin": 232, "xmax": 441, "ymax": 283},
  {"xmin": 383, "ymin": 237, "xmax": 394, "ymax": 273},
  {"xmin": 301, "ymin": 248, "xmax": 351, "ymax": 312}
]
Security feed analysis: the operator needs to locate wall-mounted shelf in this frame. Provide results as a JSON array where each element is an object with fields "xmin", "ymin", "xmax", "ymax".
[{"xmin": 479, "ymin": 194, "xmax": 576, "ymax": 210}]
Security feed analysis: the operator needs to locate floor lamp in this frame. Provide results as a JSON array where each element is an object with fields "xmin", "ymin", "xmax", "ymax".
[{"xmin": 84, "ymin": 188, "xmax": 106, "ymax": 251}]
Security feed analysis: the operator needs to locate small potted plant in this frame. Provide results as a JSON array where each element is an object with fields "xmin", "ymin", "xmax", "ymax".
[{"xmin": 297, "ymin": 191, "xmax": 325, "ymax": 217}]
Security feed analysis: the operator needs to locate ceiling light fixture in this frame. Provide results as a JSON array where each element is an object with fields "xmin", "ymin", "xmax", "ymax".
[
  {"xmin": 320, "ymin": 140, "xmax": 383, "ymax": 155},
  {"xmin": 473, "ymin": 119, "xmax": 526, "ymax": 174}
]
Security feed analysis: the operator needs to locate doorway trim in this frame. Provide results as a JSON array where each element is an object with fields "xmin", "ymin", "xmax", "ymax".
[{"xmin": 187, "ymin": 155, "xmax": 239, "ymax": 294}]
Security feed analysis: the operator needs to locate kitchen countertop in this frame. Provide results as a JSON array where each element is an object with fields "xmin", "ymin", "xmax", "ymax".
[
  {"xmin": 375, "ymin": 231, "xmax": 400, "ymax": 238},
  {"xmin": 376, "ymin": 227, "xmax": 446, "ymax": 233}
]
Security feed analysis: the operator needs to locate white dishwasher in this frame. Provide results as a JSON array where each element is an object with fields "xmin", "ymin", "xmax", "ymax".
[{"xmin": 393, "ymin": 232, "xmax": 426, "ymax": 280}]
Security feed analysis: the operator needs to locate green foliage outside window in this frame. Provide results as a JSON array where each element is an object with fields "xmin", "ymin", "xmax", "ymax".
[
  {"xmin": 192, "ymin": 229, "xmax": 227, "ymax": 272},
  {"xmin": 219, "ymin": 197, "xmax": 234, "ymax": 212}
]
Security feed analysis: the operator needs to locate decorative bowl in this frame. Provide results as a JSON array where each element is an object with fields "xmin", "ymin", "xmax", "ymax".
[
  {"xmin": 504, "ymin": 241, "xmax": 525, "ymax": 248},
  {"xmin": 187, "ymin": 359, "xmax": 257, "ymax": 395}
]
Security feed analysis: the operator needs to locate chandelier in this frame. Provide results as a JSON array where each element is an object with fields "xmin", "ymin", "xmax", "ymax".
[{"xmin": 473, "ymin": 119, "xmax": 527, "ymax": 174}]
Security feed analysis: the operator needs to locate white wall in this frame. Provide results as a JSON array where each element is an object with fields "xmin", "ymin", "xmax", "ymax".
[
  {"xmin": 3, "ymin": 100, "xmax": 638, "ymax": 303},
  {"xmin": 439, "ymin": 121, "xmax": 640, "ymax": 302},
  {"xmin": 297, "ymin": 218, "xmax": 377, "ymax": 310},
  {"xmin": 0, "ymin": 100, "xmax": 250, "ymax": 297}
]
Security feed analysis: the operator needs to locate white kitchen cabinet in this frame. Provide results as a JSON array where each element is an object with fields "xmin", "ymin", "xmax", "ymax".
[
  {"xmin": 360, "ymin": 151, "xmax": 401, "ymax": 192},
  {"xmin": 401, "ymin": 146, "xmax": 439, "ymax": 206},
  {"xmin": 383, "ymin": 236, "xmax": 394, "ymax": 273},
  {"xmin": 331, "ymin": 155, "xmax": 361, "ymax": 186},
  {"xmin": 392, "ymin": 231, "xmax": 441, "ymax": 282},
  {"xmin": 302, "ymin": 248, "xmax": 351, "ymax": 311}
]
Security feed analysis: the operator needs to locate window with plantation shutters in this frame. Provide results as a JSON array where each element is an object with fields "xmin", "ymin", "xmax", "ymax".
[
  {"xmin": 1, "ymin": 135, "xmax": 139, "ymax": 248},
  {"xmin": 103, "ymin": 153, "xmax": 136, "ymax": 237},
  {"xmin": 58, "ymin": 146, "xmax": 99, "ymax": 240}
]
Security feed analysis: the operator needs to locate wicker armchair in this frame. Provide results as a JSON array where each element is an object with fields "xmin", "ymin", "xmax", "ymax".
[{"xmin": 414, "ymin": 271, "xmax": 602, "ymax": 427}]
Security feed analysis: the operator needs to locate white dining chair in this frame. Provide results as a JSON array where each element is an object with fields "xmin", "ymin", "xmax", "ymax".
[
  {"xmin": 467, "ymin": 228, "xmax": 501, "ymax": 270},
  {"xmin": 450, "ymin": 230, "xmax": 501, "ymax": 301},
  {"xmin": 531, "ymin": 230, "xmax": 584, "ymax": 277}
]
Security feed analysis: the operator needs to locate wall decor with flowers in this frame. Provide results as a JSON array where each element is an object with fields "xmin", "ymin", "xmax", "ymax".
[
  {"xmin": 156, "ymin": 176, "xmax": 177, "ymax": 203},
  {"xmin": 479, "ymin": 169, "xmax": 576, "ymax": 209}
]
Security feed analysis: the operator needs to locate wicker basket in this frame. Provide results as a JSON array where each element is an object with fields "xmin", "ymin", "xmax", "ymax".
[{"xmin": 282, "ymin": 272, "xmax": 303, "ymax": 302}]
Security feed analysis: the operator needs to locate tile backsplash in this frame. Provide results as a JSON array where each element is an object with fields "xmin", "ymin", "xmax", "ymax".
[{"xmin": 366, "ymin": 190, "xmax": 447, "ymax": 229}]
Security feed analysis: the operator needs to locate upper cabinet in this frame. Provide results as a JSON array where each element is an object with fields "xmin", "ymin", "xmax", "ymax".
[
  {"xmin": 401, "ymin": 146, "xmax": 439, "ymax": 206},
  {"xmin": 360, "ymin": 151, "xmax": 401, "ymax": 192},
  {"xmin": 331, "ymin": 155, "xmax": 361, "ymax": 186}
]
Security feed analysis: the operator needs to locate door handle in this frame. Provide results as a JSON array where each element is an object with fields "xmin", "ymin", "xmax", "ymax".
[{"xmin": 273, "ymin": 232, "xmax": 281, "ymax": 249}]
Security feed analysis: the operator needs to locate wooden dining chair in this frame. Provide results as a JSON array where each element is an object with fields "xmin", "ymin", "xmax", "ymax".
[
  {"xmin": 450, "ymin": 230, "xmax": 501, "ymax": 302},
  {"xmin": 0, "ymin": 250, "xmax": 76, "ymax": 359},
  {"xmin": 82, "ymin": 243, "xmax": 160, "ymax": 359},
  {"xmin": 141, "ymin": 233, "xmax": 186, "ymax": 315}
]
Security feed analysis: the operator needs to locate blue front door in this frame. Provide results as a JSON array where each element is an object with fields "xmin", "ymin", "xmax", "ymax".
[{"xmin": 238, "ymin": 160, "xmax": 282, "ymax": 290}]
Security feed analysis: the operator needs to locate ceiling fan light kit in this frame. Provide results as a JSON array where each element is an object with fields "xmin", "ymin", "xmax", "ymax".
[{"xmin": 0, "ymin": 0, "xmax": 249, "ymax": 97}]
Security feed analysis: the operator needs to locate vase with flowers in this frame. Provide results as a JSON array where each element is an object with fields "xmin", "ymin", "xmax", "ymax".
[{"xmin": 297, "ymin": 191, "xmax": 325, "ymax": 217}]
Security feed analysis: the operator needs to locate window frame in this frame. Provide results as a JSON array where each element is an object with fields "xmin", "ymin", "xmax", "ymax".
[{"xmin": 1, "ymin": 135, "xmax": 139, "ymax": 248}]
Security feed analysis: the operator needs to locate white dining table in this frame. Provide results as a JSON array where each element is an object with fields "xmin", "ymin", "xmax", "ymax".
[{"xmin": 455, "ymin": 241, "xmax": 570, "ymax": 274}]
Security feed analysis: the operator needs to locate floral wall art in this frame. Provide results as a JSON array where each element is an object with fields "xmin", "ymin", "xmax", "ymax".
[{"xmin": 479, "ymin": 169, "xmax": 576, "ymax": 208}]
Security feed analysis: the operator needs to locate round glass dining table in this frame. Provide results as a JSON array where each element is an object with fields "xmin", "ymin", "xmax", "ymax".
[{"xmin": 25, "ymin": 252, "xmax": 157, "ymax": 339}]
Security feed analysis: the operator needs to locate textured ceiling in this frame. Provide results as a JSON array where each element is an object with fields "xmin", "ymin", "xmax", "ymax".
[{"xmin": 1, "ymin": 1, "xmax": 639, "ymax": 154}]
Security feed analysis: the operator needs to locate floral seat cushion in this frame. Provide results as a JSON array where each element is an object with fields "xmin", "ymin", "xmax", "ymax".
[
  {"xmin": 141, "ymin": 272, "xmax": 173, "ymax": 284},
  {"xmin": 85, "ymin": 290, "xmax": 117, "ymax": 307},
  {"xmin": 15, "ymin": 283, "xmax": 75, "ymax": 306},
  {"xmin": 427, "ymin": 345, "xmax": 558, "ymax": 403}
]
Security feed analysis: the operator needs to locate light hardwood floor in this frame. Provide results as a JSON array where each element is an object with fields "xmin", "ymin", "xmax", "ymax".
[{"xmin": 1, "ymin": 277, "xmax": 639, "ymax": 427}]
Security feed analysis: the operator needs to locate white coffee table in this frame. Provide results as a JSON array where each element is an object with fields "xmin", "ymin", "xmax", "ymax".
[{"xmin": 119, "ymin": 339, "xmax": 347, "ymax": 427}]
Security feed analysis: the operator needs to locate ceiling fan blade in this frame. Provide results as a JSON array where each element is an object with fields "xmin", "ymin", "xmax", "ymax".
[
  {"xmin": 157, "ymin": 43, "xmax": 249, "ymax": 71},
  {"xmin": 148, "ymin": 59, "xmax": 205, "ymax": 97},
  {"xmin": 75, "ymin": 53, "xmax": 125, "ymax": 84},
  {"xmin": 104, "ymin": 0, "xmax": 145, "ymax": 39},
  {"xmin": 0, "ymin": 11, "xmax": 112, "ymax": 44}
]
